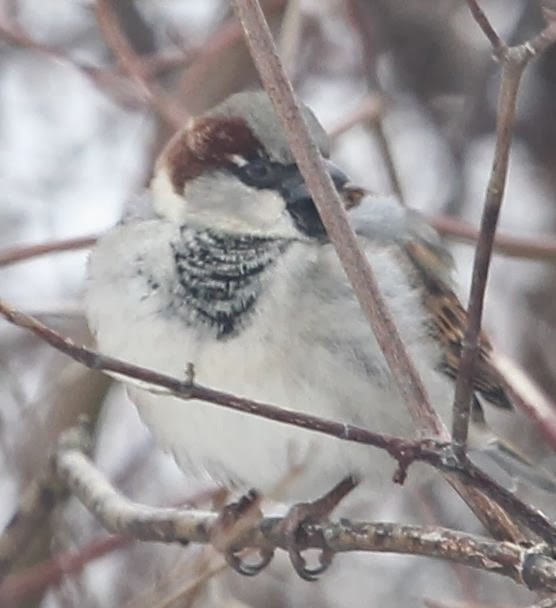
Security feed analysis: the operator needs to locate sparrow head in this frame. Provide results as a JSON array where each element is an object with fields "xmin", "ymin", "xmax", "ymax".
[{"xmin": 151, "ymin": 90, "xmax": 349, "ymax": 239}]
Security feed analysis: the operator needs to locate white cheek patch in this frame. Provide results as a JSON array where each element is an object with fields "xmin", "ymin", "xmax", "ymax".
[
  {"xmin": 150, "ymin": 170, "xmax": 188, "ymax": 222},
  {"xmin": 150, "ymin": 170, "xmax": 299, "ymax": 239},
  {"xmin": 247, "ymin": 189, "xmax": 285, "ymax": 226},
  {"xmin": 239, "ymin": 189, "xmax": 301, "ymax": 238}
]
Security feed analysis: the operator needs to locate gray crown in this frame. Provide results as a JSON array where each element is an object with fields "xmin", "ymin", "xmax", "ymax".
[{"xmin": 209, "ymin": 90, "xmax": 330, "ymax": 164}]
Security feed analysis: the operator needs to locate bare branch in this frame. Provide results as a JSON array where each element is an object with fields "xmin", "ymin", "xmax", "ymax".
[
  {"xmin": 2, "ymin": 214, "xmax": 555, "ymax": 277},
  {"xmin": 465, "ymin": 0, "xmax": 505, "ymax": 53},
  {"xmin": 0, "ymin": 14, "xmax": 175, "ymax": 114},
  {"xmin": 0, "ymin": 235, "xmax": 97, "ymax": 268},
  {"xmin": 1, "ymin": 301, "xmax": 556, "ymax": 546},
  {"xmin": 327, "ymin": 95, "xmax": 384, "ymax": 139},
  {"xmin": 451, "ymin": 4, "xmax": 556, "ymax": 453},
  {"xmin": 0, "ymin": 299, "xmax": 443, "ymax": 477},
  {"xmin": 344, "ymin": 0, "xmax": 405, "ymax": 204},
  {"xmin": 277, "ymin": 0, "xmax": 303, "ymax": 77},
  {"xmin": 492, "ymin": 353, "xmax": 556, "ymax": 451},
  {"xmin": 0, "ymin": 536, "xmax": 128, "ymax": 604},
  {"xmin": 430, "ymin": 215, "xmax": 556, "ymax": 263},
  {"xmin": 94, "ymin": 0, "xmax": 188, "ymax": 129},
  {"xmin": 0, "ymin": 448, "xmax": 68, "ymax": 583},
  {"xmin": 529, "ymin": 7, "xmax": 556, "ymax": 57},
  {"xmin": 46, "ymin": 424, "xmax": 556, "ymax": 593}
]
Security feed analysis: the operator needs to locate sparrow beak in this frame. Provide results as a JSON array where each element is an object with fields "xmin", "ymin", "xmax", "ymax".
[
  {"xmin": 278, "ymin": 161, "xmax": 351, "ymax": 239},
  {"xmin": 279, "ymin": 161, "xmax": 349, "ymax": 207}
]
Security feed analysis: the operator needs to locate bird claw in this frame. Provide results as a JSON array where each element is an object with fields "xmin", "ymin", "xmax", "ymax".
[
  {"xmin": 285, "ymin": 507, "xmax": 334, "ymax": 580},
  {"xmin": 213, "ymin": 477, "xmax": 357, "ymax": 580},
  {"xmin": 213, "ymin": 489, "xmax": 275, "ymax": 576},
  {"xmin": 224, "ymin": 546, "xmax": 275, "ymax": 576},
  {"xmin": 290, "ymin": 546, "xmax": 334, "ymax": 581},
  {"xmin": 281, "ymin": 476, "xmax": 358, "ymax": 581},
  {"xmin": 215, "ymin": 488, "xmax": 260, "ymax": 528}
]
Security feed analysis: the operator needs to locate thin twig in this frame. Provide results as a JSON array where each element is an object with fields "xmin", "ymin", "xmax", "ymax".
[
  {"xmin": 465, "ymin": 0, "xmax": 505, "ymax": 53},
  {"xmin": 371, "ymin": 116, "xmax": 405, "ymax": 204},
  {"xmin": 451, "ymin": 5, "xmax": 556, "ymax": 453},
  {"xmin": 430, "ymin": 215, "xmax": 556, "ymax": 263},
  {"xmin": 345, "ymin": 0, "xmax": 405, "ymax": 203},
  {"xmin": 492, "ymin": 352, "xmax": 556, "ymax": 452},
  {"xmin": 327, "ymin": 94, "xmax": 384, "ymax": 139},
  {"xmin": 278, "ymin": 0, "xmax": 303, "ymax": 77},
  {"xmin": 0, "ymin": 298, "xmax": 442, "ymax": 474},
  {"xmin": 0, "ymin": 235, "xmax": 98, "ymax": 268},
  {"xmin": 0, "ymin": 15, "xmax": 176, "ymax": 114},
  {"xmin": 94, "ymin": 0, "xmax": 187, "ymax": 129},
  {"xmin": 2, "ymin": 216, "xmax": 554, "ymax": 275},
  {"xmin": 0, "ymin": 536, "xmax": 128, "ymax": 604}
]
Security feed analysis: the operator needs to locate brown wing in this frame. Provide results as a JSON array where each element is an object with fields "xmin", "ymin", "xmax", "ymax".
[{"xmin": 404, "ymin": 239, "xmax": 512, "ymax": 411}]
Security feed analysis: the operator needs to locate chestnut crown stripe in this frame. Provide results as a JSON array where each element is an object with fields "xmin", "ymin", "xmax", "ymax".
[{"xmin": 166, "ymin": 117, "xmax": 264, "ymax": 194}]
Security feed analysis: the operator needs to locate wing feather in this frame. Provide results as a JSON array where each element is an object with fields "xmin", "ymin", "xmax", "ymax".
[{"xmin": 404, "ymin": 239, "xmax": 512, "ymax": 410}]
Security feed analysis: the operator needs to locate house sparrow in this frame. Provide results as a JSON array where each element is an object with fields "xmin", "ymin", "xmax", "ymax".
[{"xmin": 85, "ymin": 90, "xmax": 548, "ymax": 579}]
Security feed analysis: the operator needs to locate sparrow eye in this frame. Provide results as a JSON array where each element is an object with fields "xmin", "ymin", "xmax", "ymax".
[
  {"xmin": 241, "ymin": 158, "xmax": 279, "ymax": 188},
  {"xmin": 227, "ymin": 154, "xmax": 281, "ymax": 189}
]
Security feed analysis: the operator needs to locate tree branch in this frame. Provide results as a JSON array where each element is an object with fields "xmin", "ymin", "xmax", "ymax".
[
  {"xmin": 430, "ymin": 215, "xmax": 556, "ymax": 263},
  {"xmin": 94, "ymin": 0, "xmax": 188, "ymax": 129},
  {"xmin": 2, "ymin": 301, "xmax": 556, "ymax": 548},
  {"xmin": 2, "ymin": 215, "xmax": 556, "ymax": 275},
  {"xmin": 452, "ymin": 3, "xmax": 556, "ymax": 452},
  {"xmin": 0, "ymin": 446, "xmax": 69, "ymax": 582},
  {"xmin": 0, "ymin": 299, "xmax": 444, "ymax": 480},
  {"xmin": 465, "ymin": 0, "xmax": 505, "ymax": 53},
  {"xmin": 43, "ymin": 422, "xmax": 556, "ymax": 594},
  {"xmin": 0, "ymin": 235, "xmax": 97, "ymax": 268}
]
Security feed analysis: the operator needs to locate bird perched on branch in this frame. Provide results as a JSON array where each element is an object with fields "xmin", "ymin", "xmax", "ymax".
[{"xmin": 85, "ymin": 90, "xmax": 550, "ymax": 580}]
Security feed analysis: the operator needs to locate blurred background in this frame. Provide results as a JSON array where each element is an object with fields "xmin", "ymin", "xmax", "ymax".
[{"xmin": 1, "ymin": 0, "xmax": 556, "ymax": 606}]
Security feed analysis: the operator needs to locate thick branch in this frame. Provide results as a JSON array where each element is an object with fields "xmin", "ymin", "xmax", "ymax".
[{"xmin": 50, "ymin": 427, "xmax": 556, "ymax": 593}]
